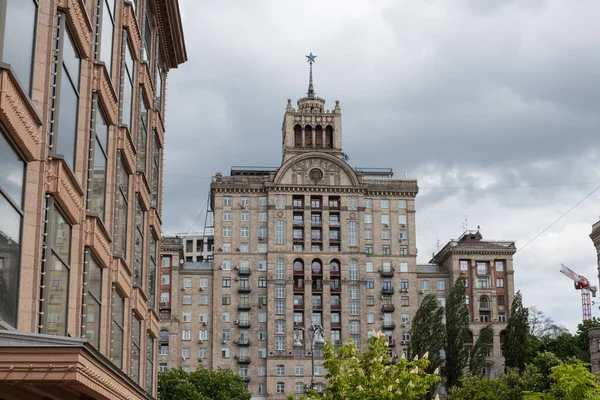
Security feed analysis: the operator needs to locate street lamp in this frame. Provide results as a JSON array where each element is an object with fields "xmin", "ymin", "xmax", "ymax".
[{"xmin": 294, "ymin": 323, "xmax": 325, "ymax": 392}]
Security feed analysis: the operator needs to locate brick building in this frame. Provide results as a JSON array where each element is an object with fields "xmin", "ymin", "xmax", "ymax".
[
  {"xmin": 157, "ymin": 59, "xmax": 515, "ymax": 399},
  {"xmin": 0, "ymin": 0, "xmax": 186, "ymax": 399}
]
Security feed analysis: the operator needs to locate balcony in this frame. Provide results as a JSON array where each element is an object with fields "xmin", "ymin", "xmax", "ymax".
[
  {"xmin": 235, "ymin": 338, "xmax": 251, "ymax": 346},
  {"xmin": 293, "ymin": 219, "xmax": 304, "ymax": 226},
  {"xmin": 381, "ymin": 304, "xmax": 395, "ymax": 313},
  {"xmin": 387, "ymin": 339, "xmax": 396, "ymax": 347},
  {"xmin": 379, "ymin": 269, "xmax": 394, "ymax": 278},
  {"xmin": 310, "ymin": 221, "xmax": 322, "ymax": 227},
  {"xmin": 294, "ymin": 303, "xmax": 304, "ymax": 310},
  {"xmin": 236, "ymin": 355, "xmax": 251, "ymax": 364},
  {"xmin": 238, "ymin": 285, "xmax": 252, "ymax": 293},
  {"xmin": 382, "ymin": 287, "xmax": 395, "ymax": 295},
  {"xmin": 383, "ymin": 321, "xmax": 396, "ymax": 329},
  {"xmin": 331, "ymin": 303, "xmax": 341, "ymax": 310},
  {"xmin": 237, "ymin": 267, "xmax": 251, "ymax": 276},
  {"xmin": 238, "ymin": 302, "xmax": 251, "ymax": 311},
  {"xmin": 237, "ymin": 320, "xmax": 251, "ymax": 328},
  {"xmin": 241, "ymin": 376, "xmax": 251, "ymax": 382},
  {"xmin": 330, "ymin": 284, "xmax": 341, "ymax": 293},
  {"xmin": 312, "ymin": 282, "xmax": 323, "ymax": 292}
]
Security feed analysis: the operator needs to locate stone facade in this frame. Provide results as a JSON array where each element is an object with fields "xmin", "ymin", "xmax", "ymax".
[
  {"xmin": 589, "ymin": 220, "xmax": 600, "ymax": 373},
  {"xmin": 158, "ymin": 68, "xmax": 516, "ymax": 399},
  {"xmin": 0, "ymin": 1, "xmax": 186, "ymax": 399}
]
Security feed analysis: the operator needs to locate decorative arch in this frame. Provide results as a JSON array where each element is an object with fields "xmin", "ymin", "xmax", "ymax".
[
  {"xmin": 329, "ymin": 259, "xmax": 340, "ymax": 275},
  {"xmin": 479, "ymin": 296, "xmax": 490, "ymax": 309},
  {"xmin": 293, "ymin": 259, "xmax": 304, "ymax": 273},
  {"xmin": 294, "ymin": 124, "xmax": 303, "ymax": 147},
  {"xmin": 159, "ymin": 329, "xmax": 169, "ymax": 342},
  {"xmin": 311, "ymin": 259, "xmax": 323, "ymax": 274},
  {"xmin": 274, "ymin": 152, "xmax": 360, "ymax": 186}
]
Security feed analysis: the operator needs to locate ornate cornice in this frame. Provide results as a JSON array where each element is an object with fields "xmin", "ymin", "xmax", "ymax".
[
  {"xmin": 57, "ymin": 0, "xmax": 93, "ymax": 60},
  {"xmin": 45, "ymin": 158, "xmax": 84, "ymax": 224},
  {"xmin": 92, "ymin": 63, "xmax": 119, "ymax": 125}
]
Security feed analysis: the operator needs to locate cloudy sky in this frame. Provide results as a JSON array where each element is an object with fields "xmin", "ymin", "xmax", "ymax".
[{"xmin": 162, "ymin": 0, "xmax": 600, "ymax": 332}]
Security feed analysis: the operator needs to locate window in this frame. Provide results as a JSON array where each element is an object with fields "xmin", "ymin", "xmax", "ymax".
[
  {"xmin": 85, "ymin": 95, "xmax": 110, "ymax": 221},
  {"xmin": 349, "ymin": 259, "xmax": 359, "ymax": 280},
  {"xmin": 222, "ymin": 277, "xmax": 231, "ymax": 288},
  {"xmin": 275, "ymin": 195, "xmax": 286, "ymax": 209},
  {"xmin": 348, "ymin": 197, "xmax": 358, "ymax": 210},
  {"xmin": 49, "ymin": 13, "xmax": 81, "ymax": 170},
  {"xmin": 161, "ymin": 274, "xmax": 170, "ymax": 284},
  {"xmin": 182, "ymin": 312, "xmax": 191, "ymax": 322},
  {"xmin": 258, "ymin": 259, "xmax": 267, "ymax": 271},
  {"xmin": 276, "ymin": 220, "xmax": 285, "ymax": 244},
  {"xmin": 199, "ymin": 295, "xmax": 208, "ymax": 305},
  {"xmin": 314, "ymin": 365, "xmax": 323, "ymax": 376},
  {"xmin": 150, "ymin": 129, "xmax": 161, "ymax": 207},
  {"xmin": 382, "ymin": 229, "xmax": 390, "ymax": 240},
  {"xmin": 222, "ymin": 294, "xmax": 231, "ymax": 305},
  {"xmin": 420, "ymin": 280, "xmax": 429, "ymax": 291},
  {"xmin": 240, "ymin": 243, "xmax": 249, "ymax": 252},
  {"xmin": 240, "ymin": 227, "xmax": 249, "ymax": 238},
  {"xmin": 40, "ymin": 199, "xmax": 72, "ymax": 336},
  {"xmin": 276, "ymin": 335, "xmax": 286, "ymax": 350},
  {"xmin": 365, "ymin": 244, "xmax": 373, "ymax": 254},
  {"xmin": 221, "ymin": 329, "xmax": 230, "ymax": 341},
  {"xmin": 366, "ymin": 313, "xmax": 375, "ymax": 324},
  {"xmin": 399, "ymin": 229, "xmax": 408, "ymax": 240},
  {"xmin": 366, "ymin": 262, "xmax": 373, "ymax": 272},
  {"xmin": 477, "ymin": 262, "xmax": 487, "ymax": 275},
  {"xmin": 364, "ymin": 229, "xmax": 373, "ymax": 240},
  {"xmin": 496, "ymin": 260, "xmax": 505, "ymax": 272},
  {"xmin": 364, "ymin": 213, "xmax": 372, "ymax": 224},
  {"xmin": 82, "ymin": 251, "xmax": 102, "ymax": 348},
  {"xmin": 182, "ymin": 295, "xmax": 191, "ymax": 305},
  {"xmin": 438, "ymin": 298, "xmax": 446, "ymax": 307},
  {"xmin": 259, "ymin": 212, "xmax": 267, "ymax": 222},
  {"xmin": 137, "ymin": 90, "xmax": 150, "ymax": 173},
  {"xmin": 436, "ymin": 280, "xmax": 445, "ymax": 291},
  {"xmin": 221, "ymin": 348, "xmax": 230, "ymax": 358},
  {"xmin": 223, "ymin": 196, "xmax": 232, "ymax": 206},
  {"xmin": 133, "ymin": 197, "xmax": 145, "ymax": 287},
  {"xmin": 119, "ymin": 32, "xmax": 135, "ymax": 131},
  {"xmin": 221, "ymin": 260, "xmax": 231, "ymax": 270},
  {"xmin": 400, "ymin": 262, "xmax": 408, "ymax": 272},
  {"xmin": 2, "ymin": 0, "xmax": 38, "ymax": 95},
  {"xmin": 199, "ymin": 330, "xmax": 208, "ymax": 340},
  {"xmin": 223, "ymin": 227, "xmax": 231, "ymax": 237},
  {"xmin": 181, "ymin": 329, "xmax": 191, "ymax": 341},
  {"xmin": 401, "ymin": 296, "xmax": 409, "ymax": 306},
  {"xmin": 401, "ymin": 279, "xmax": 409, "ymax": 289},
  {"xmin": 259, "ymin": 330, "xmax": 267, "ymax": 340},
  {"xmin": 154, "ymin": 37, "xmax": 164, "ymax": 111},
  {"xmin": 148, "ymin": 236, "xmax": 157, "ymax": 309},
  {"xmin": 498, "ymin": 295, "xmax": 505, "ymax": 306},
  {"xmin": 463, "ymin": 295, "xmax": 470, "ymax": 305},
  {"xmin": 113, "ymin": 154, "xmax": 129, "ymax": 259},
  {"xmin": 223, "ymin": 211, "xmax": 231, "ymax": 221},
  {"xmin": 349, "ymin": 301, "xmax": 360, "ymax": 315},
  {"xmin": 381, "ymin": 199, "xmax": 389, "ymax": 209},
  {"xmin": 258, "ymin": 312, "xmax": 267, "ymax": 322},
  {"xmin": 497, "ymin": 278, "xmax": 505, "ymax": 288},
  {"xmin": 146, "ymin": 333, "xmax": 155, "ymax": 392},
  {"xmin": 199, "ymin": 312, "xmax": 208, "ymax": 323},
  {"xmin": 460, "ymin": 260, "xmax": 469, "ymax": 271},
  {"xmin": 381, "ymin": 214, "xmax": 390, "ymax": 225},
  {"xmin": 109, "ymin": 286, "xmax": 125, "ymax": 367},
  {"xmin": 276, "ymin": 382, "xmax": 285, "ymax": 394},
  {"xmin": 366, "ymin": 295, "xmax": 374, "ymax": 306},
  {"xmin": 183, "ymin": 277, "xmax": 192, "ymax": 288},
  {"xmin": 239, "ymin": 211, "xmax": 249, "ymax": 222},
  {"xmin": 400, "ymin": 245, "xmax": 408, "ymax": 255},
  {"xmin": 402, "ymin": 313, "xmax": 410, "ymax": 324},
  {"xmin": 398, "ymin": 214, "xmax": 408, "ymax": 225},
  {"xmin": 276, "ymin": 364, "xmax": 285, "ymax": 376},
  {"xmin": 349, "ymin": 320, "xmax": 360, "ymax": 335},
  {"xmin": 259, "ymin": 196, "xmax": 267, "ymax": 206},
  {"xmin": 160, "ymin": 292, "xmax": 169, "ymax": 303},
  {"xmin": 498, "ymin": 312, "xmax": 506, "ymax": 322},
  {"xmin": 131, "ymin": 313, "xmax": 141, "ymax": 382},
  {"xmin": 348, "ymin": 220, "xmax": 358, "ymax": 246},
  {"xmin": 366, "ymin": 279, "xmax": 374, "ymax": 289},
  {"xmin": 398, "ymin": 200, "xmax": 406, "ymax": 209}
]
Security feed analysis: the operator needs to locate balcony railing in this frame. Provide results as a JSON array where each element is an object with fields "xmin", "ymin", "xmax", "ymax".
[
  {"xmin": 237, "ymin": 268, "xmax": 251, "ymax": 276},
  {"xmin": 235, "ymin": 338, "xmax": 251, "ymax": 346},
  {"xmin": 238, "ymin": 285, "xmax": 252, "ymax": 293},
  {"xmin": 383, "ymin": 321, "xmax": 396, "ymax": 329},
  {"xmin": 382, "ymin": 287, "xmax": 395, "ymax": 295},
  {"xmin": 379, "ymin": 268, "xmax": 395, "ymax": 277},
  {"xmin": 236, "ymin": 355, "xmax": 251, "ymax": 364},
  {"xmin": 238, "ymin": 302, "xmax": 251, "ymax": 311},
  {"xmin": 237, "ymin": 320, "xmax": 251, "ymax": 328},
  {"xmin": 381, "ymin": 304, "xmax": 395, "ymax": 313}
]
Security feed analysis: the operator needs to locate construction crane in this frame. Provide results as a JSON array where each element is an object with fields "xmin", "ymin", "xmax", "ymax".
[{"xmin": 560, "ymin": 264, "xmax": 598, "ymax": 320}]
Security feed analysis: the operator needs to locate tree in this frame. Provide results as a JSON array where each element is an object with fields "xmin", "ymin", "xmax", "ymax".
[
  {"xmin": 447, "ymin": 369, "xmax": 525, "ymax": 400},
  {"xmin": 301, "ymin": 332, "xmax": 440, "ymax": 400},
  {"xmin": 575, "ymin": 318, "xmax": 600, "ymax": 364},
  {"xmin": 529, "ymin": 307, "xmax": 568, "ymax": 339},
  {"xmin": 410, "ymin": 293, "xmax": 446, "ymax": 374},
  {"xmin": 158, "ymin": 367, "xmax": 251, "ymax": 400},
  {"xmin": 445, "ymin": 277, "xmax": 470, "ymax": 388},
  {"xmin": 523, "ymin": 359, "xmax": 600, "ymax": 400},
  {"xmin": 469, "ymin": 325, "xmax": 494, "ymax": 376},
  {"xmin": 503, "ymin": 291, "xmax": 530, "ymax": 372}
]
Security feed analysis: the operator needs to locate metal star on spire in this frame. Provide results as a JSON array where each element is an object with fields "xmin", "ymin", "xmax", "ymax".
[
  {"xmin": 306, "ymin": 52, "xmax": 317, "ymax": 63},
  {"xmin": 305, "ymin": 53, "xmax": 317, "ymax": 98}
]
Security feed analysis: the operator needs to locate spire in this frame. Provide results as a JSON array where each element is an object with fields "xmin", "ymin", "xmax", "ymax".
[{"xmin": 306, "ymin": 52, "xmax": 317, "ymax": 98}]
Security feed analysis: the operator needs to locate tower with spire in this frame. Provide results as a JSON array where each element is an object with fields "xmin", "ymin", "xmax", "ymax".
[{"xmin": 281, "ymin": 53, "xmax": 343, "ymax": 162}]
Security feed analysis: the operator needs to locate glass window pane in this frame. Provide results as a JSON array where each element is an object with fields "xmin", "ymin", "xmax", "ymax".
[
  {"xmin": 99, "ymin": 0, "xmax": 115, "ymax": 74},
  {"xmin": 56, "ymin": 69, "xmax": 79, "ymax": 170},
  {"xmin": 0, "ymin": 194, "xmax": 21, "ymax": 327},
  {"xmin": 3, "ymin": 0, "xmax": 37, "ymax": 94},
  {"xmin": 0, "ymin": 131, "xmax": 25, "ymax": 207}
]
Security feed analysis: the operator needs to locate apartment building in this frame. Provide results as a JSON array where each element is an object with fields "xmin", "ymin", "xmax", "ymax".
[
  {"xmin": 157, "ymin": 60, "xmax": 516, "ymax": 399},
  {"xmin": 180, "ymin": 232, "xmax": 215, "ymax": 262},
  {"xmin": 589, "ymin": 220, "xmax": 600, "ymax": 373},
  {"xmin": 0, "ymin": 1, "xmax": 186, "ymax": 399}
]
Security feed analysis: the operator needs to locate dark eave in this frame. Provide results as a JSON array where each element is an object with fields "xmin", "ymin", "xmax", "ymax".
[{"xmin": 156, "ymin": 0, "xmax": 188, "ymax": 69}]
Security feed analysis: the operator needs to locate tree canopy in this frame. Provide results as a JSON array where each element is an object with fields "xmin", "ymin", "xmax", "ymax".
[
  {"xmin": 503, "ymin": 291, "xmax": 530, "ymax": 372},
  {"xmin": 158, "ymin": 367, "xmax": 251, "ymax": 400},
  {"xmin": 445, "ymin": 276, "xmax": 470, "ymax": 388}
]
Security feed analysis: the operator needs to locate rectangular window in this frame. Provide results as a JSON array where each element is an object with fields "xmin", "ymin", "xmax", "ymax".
[
  {"xmin": 259, "ymin": 212, "xmax": 267, "ymax": 222},
  {"xmin": 133, "ymin": 197, "xmax": 144, "ymax": 287},
  {"xmin": 382, "ymin": 229, "xmax": 390, "ymax": 240},
  {"xmin": 477, "ymin": 262, "xmax": 487, "ymax": 275},
  {"xmin": 498, "ymin": 295, "xmax": 505, "ymax": 306},
  {"xmin": 401, "ymin": 296, "xmax": 409, "ymax": 306},
  {"xmin": 199, "ymin": 277, "xmax": 208, "ymax": 288},
  {"xmin": 161, "ymin": 274, "xmax": 170, "ymax": 284},
  {"xmin": 113, "ymin": 154, "xmax": 129, "ymax": 259},
  {"xmin": 460, "ymin": 260, "xmax": 469, "ymax": 271},
  {"xmin": 148, "ymin": 236, "xmax": 156, "ymax": 309},
  {"xmin": 130, "ymin": 313, "xmax": 141, "ymax": 382},
  {"xmin": 259, "ymin": 196, "xmax": 267, "ymax": 206},
  {"xmin": 183, "ymin": 295, "xmax": 191, "ymax": 305},
  {"xmin": 240, "ymin": 211, "xmax": 249, "ymax": 221},
  {"xmin": 276, "ymin": 335, "xmax": 286, "ymax": 350},
  {"xmin": 275, "ymin": 195, "xmax": 286, "ymax": 209},
  {"xmin": 398, "ymin": 200, "xmax": 406, "ymax": 209},
  {"xmin": 348, "ymin": 220, "xmax": 358, "ymax": 246},
  {"xmin": 222, "ymin": 295, "xmax": 231, "ymax": 305},
  {"xmin": 276, "ymin": 220, "xmax": 285, "ymax": 244},
  {"xmin": 381, "ymin": 214, "xmax": 390, "ymax": 225},
  {"xmin": 222, "ymin": 277, "xmax": 231, "ymax": 287},
  {"xmin": 150, "ymin": 129, "xmax": 161, "ymax": 208},
  {"xmin": 50, "ymin": 13, "xmax": 81, "ymax": 170},
  {"xmin": 364, "ymin": 229, "xmax": 372, "ymax": 239},
  {"xmin": 82, "ymin": 251, "xmax": 102, "ymax": 348},
  {"xmin": 110, "ymin": 285, "xmax": 125, "ymax": 368},
  {"xmin": 223, "ymin": 227, "xmax": 231, "ymax": 237},
  {"xmin": 119, "ymin": 32, "xmax": 135, "ymax": 130},
  {"xmin": 400, "ymin": 262, "xmax": 408, "ymax": 272},
  {"xmin": 182, "ymin": 329, "xmax": 191, "ymax": 341},
  {"xmin": 366, "ymin": 279, "xmax": 374, "ymax": 289},
  {"xmin": 160, "ymin": 292, "xmax": 169, "ymax": 303},
  {"xmin": 41, "ymin": 199, "xmax": 72, "ymax": 336},
  {"xmin": 240, "ymin": 227, "xmax": 249, "ymax": 238},
  {"xmin": 498, "ymin": 312, "xmax": 506, "ymax": 322},
  {"xmin": 365, "ymin": 262, "xmax": 373, "ymax": 272},
  {"xmin": 399, "ymin": 214, "xmax": 407, "ymax": 225},
  {"xmin": 223, "ymin": 211, "xmax": 231, "ymax": 221},
  {"xmin": 364, "ymin": 198, "xmax": 372, "ymax": 208},
  {"xmin": 348, "ymin": 197, "xmax": 358, "ymax": 210},
  {"xmin": 420, "ymin": 280, "xmax": 429, "ymax": 291},
  {"xmin": 183, "ymin": 277, "xmax": 192, "ymax": 288},
  {"xmin": 87, "ymin": 95, "xmax": 109, "ymax": 221},
  {"xmin": 497, "ymin": 278, "xmax": 505, "ymax": 288},
  {"xmin": 199, "ymin": 295, "xmax": 208, "ymax": 305},
  {"xmin": 137, "ymin": 89, "xmax": 149, "ymax": 172},
  {"xmin": 437, "ymin": 280, "xmax": 445, "ymax": 291},
  {"xmin": 366, "ymin": 296, "xmax": 374, "ymax": 306},
  {"xmin": 381, "ymin": 199, "xmax": 389, "ymax": 209},
  {"xmin": 364, "ymin": 213, "xmax": 372, "ymax": 224},
  {"xmin": 496, "ymin": 260, "xmax": 505, "ymax": 272},
  {"xmin": 366, "ymin": 313, "xmax": 375, "ymax": 323},
  {"xmin": 223, "ymin": 196, "xmax": 232, "ymax": 206},
  {"xmin": 142, "ymin": 0, "xmax": 153, "ymax": 61},
  {"xmin": 295, "ymin": 365, "xmax": 304, "ymax": 376}
]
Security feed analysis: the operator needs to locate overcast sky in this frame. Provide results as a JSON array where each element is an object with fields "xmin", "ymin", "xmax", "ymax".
[{"xmin": 162, "ymin": 0, "xmax": 600, "ymax": 332}]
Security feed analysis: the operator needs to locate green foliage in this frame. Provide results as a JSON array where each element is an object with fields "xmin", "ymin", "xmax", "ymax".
[
  {"xmin": 503, "ymin": 291, "xmax": 530, "ymax": 372},
  {"xmin": 410, "ymin": 293, "xmax": 446, "ymax": 374},
  {"xmin": 576, "ymin": 318, "xmax": 600, "ymax": 363},
  {"xmin": 447, "ymin": 369, "xmax": 525, "ymax": 400},
  {"xmin": 469, "ymin": 325, "xmax": 494, "ymax": 376},
  {"xmin": 445, "ymin": 277, "xmax": 470, "ymax": 388},
  {"xmin": 158, "ymin": 367, "xmax": 251, "ymax": 400},
  {"xmin": 301, "ymin": 332, "xmax": 440, "ymax": 400},
  {"xmin": 523, "ymin": 359, "xmax": 600, "ymax": 400}
]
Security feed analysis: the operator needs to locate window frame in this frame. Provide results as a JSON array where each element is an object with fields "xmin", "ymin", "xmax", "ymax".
[{"xmin": 82, "ymin": 249, "xmax": 102, "ymax": 348}]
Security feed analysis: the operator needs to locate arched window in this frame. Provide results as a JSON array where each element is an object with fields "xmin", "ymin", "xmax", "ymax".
[
  {"xmin": 276, "ymin": 258, "xmax": 285, "ymax": 280},
  {"xmin": 159, "ymin": 329, "xmax": 169, "ymax": 342},
  {"xmin": 329, "ymin": 260, "xmax": 340, "ymax": 274},
  {"xmin": 315, "ymin": 125, "xmax": 323, "ymax": 147},
  {"xmin": 312, "ymin": 259, "xmax": 322, "ymax": 274},
  {"xmin": 325, "ymin": 125, "xmax": 334, "ymax": 148},
  {"xmin": 467, "ymin": 330, "xmax": 474, "ymax": 345},
  {"xmin": 349, "ymin": 259, "xmax": 359, "ymax": 280},
  {"xmin": 293, "ymin": 259, "xmax": 304, "ymax": 272},
  {"xmin": 294, "ymin": 124, "xmax": 302, "ymax": 147},
  {"xmin": 479, "ymin": 296, "xmax": 490, "ymax": 309},
  {"xmin": 305, "ymin": 125, "xmax": 313, "ymax": 147}
]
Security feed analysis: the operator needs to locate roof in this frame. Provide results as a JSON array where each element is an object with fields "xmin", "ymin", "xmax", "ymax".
[
  {"xmin": 416, "ymin": 264, "xmax": 449, "ymax": 274},
  {"xmin": 0, "ymin": 330, "xmax": 87, "ymax": 347}
]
